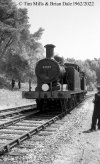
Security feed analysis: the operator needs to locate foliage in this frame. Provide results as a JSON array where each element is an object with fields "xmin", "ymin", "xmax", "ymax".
[
  {"xmin": 4, "ymin": 50, "xmax": 29, "ymax": 81},
  {"xmin": 0, "ymin": 0, "xmax": 29, "ymax": 56},
  {"xmin": 66, "ymin": 57, "xmax": 99, "ymax": 89},
  {"xmin": 32, "ymin": 27, "xmax": 44, "ymax": 41},
  {"xmin": 0, "ymin": 0, "xmax": 44, "ymax": 83}
]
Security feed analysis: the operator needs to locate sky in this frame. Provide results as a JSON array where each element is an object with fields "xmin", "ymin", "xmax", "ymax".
[{"xmin": 14, "ymin": 0, "xmax": 100, "ymax": 60}]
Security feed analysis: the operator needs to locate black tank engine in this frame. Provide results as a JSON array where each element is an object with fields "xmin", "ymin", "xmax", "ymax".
[{"xmin": 22, "ymin": 44, "xmax": 86, "ymax": 112}]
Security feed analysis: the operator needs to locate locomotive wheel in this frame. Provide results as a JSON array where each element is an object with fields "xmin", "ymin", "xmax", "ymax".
[
  {"xmin": 37, "ymin": 99, "xmax": 48, "ymax": 111},
  {"xmin": 60, "ymin": 99, "xmax": 68, "ymax": 112},
  {"xmin": 72, "ymin": 96, "xmax": 75, "ymax": 107},
  {"xmin": 78, "ymin": 93, "xmax": 84, "ymax": 102},
  {"xmin": 81, "ymin": 93, "xmax": 84, "ymax": 100},
  {"xmin": 74, "ymin": 95, "xmax": 77, "ymax": 105},
  {"xmin": 36, "ymin": 99, "xmax": 43, "ymax": 111},
  {"xmin": 68, "ymin": 99, "xmax": 71, "ymax": 109},
  {"xmin": 68, "ymin": 98, "xmax": 75, "ymax": 110}
]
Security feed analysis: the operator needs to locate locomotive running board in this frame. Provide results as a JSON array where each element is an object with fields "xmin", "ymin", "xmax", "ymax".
[{"xmin": 22, "ymin": 91, "xmax": 71, "ymax": 99}]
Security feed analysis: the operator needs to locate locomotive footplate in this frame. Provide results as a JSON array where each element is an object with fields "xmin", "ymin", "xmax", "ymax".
[
  {"xmin": 69, "ymin": 90, "xmax": 85, "ymax": 95},
  {"xmin": 22, "ymin": 91, "xmax": 71, "ymax": 99}
]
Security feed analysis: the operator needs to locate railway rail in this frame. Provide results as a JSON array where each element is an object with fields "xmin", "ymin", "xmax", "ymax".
[
  {"xmin": 0, "ymin": 104, "xmax": 37, "ymax": 128},
  {"xmin": 0, "ymin": 104, "xmax": 36, "ymax": 118},
  {"xmin": 0, "ymin": 93, "xmax": 94, "ymax": 156}
]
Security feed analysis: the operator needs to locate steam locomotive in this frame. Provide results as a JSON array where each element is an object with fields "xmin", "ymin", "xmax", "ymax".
[{"xmin": 22, "ymin": 44, "xmax": 87, "ymax": 112}]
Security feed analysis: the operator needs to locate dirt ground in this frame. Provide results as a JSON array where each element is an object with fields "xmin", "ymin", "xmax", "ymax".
[{"xmin": 52, "ymin": 97, "xmax": 100, "ymax": 164}]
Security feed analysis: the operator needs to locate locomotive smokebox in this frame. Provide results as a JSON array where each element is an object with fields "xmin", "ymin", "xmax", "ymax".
[{"xmin": 44, "ymin": 44, "xmax": 55, "ymax": 59}]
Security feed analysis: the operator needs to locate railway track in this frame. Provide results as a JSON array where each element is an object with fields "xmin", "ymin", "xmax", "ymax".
[
  {"xmin": 0, "ymin": 104, "xmax": 38, "ymax": 128},
  {"xmin": 0, "ymin": 104, "xmax": 36, "ymax": 118},
  {"xmin": 0, "ymin": 112, "xmax": 63, "ymax": 156},
  {"xmin": 0, "ymin": 93, "xmax": 94, "ymax": 156}
]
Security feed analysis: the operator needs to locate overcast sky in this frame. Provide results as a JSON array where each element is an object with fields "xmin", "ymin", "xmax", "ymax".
[{"xmin": 14, "ymin": 0, "xmax": 100, "ymax": 60}]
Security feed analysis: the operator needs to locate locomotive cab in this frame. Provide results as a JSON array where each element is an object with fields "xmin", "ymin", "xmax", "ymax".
[{"xmin": 64, "ymin": 63, "xmax": 81, "ymax": 91}]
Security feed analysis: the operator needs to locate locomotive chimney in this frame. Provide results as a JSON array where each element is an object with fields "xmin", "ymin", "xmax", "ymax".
[{"xmin": 44, "ymin": 44, "xmax": 55, "ymax": 58}]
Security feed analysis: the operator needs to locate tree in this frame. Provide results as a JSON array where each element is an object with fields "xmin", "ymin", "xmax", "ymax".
[
  {"xmin": 0, "ymin": 0, "xmax": 30, "ymax": 58},
  {"xmin": 4, "ymin": 50, "xmax": 29, "ymax": 81},
  {"xmin": 65, "ymin": 57, "xmax": 97, "ymax": 88},
  {"xmin": 32, "ymin": 27, "xmax": 44, "ymax": 41},
  {"xmin": 0, "ymin": 0, "xmax": 45, "ymax": 83}
]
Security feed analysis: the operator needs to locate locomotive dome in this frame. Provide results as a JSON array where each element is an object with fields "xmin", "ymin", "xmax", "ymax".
[{"xmin": 35, "ymin": 58, "xmax": 60, "ymax": 82}]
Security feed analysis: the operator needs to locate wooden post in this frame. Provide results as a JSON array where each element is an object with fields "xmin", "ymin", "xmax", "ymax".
[
  {"xmin": 61, "ymin": 79, "xmax": 63, "ymax": 91},
  {"xmin": 29, "ymin": 80, "xmax": 31, "ymax": 91}
]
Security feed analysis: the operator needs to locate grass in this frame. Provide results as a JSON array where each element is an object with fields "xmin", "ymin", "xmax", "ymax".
[{"xmin": 0, "ymin": 77, "xmax": 36, "ymax": 110}]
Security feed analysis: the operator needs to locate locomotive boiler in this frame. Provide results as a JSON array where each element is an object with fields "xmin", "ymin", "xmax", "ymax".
[
  {"xmin": 35, "ymin": 44, "xmax": 66, "ymax": 92},
  {"xmin": 22, "ymin": 44, "xmax": 86, "ymax": 112}
]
